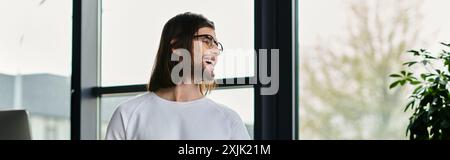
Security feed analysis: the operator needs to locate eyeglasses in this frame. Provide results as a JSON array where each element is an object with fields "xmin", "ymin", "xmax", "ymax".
[{"xmin": 193, "ymin": 34, "xmax": 224, "ymax": 52}]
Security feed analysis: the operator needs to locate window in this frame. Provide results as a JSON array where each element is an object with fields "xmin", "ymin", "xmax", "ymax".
[
  {"xmin": 298, "ymin": 0, "xmax": 450, "ymax": 139},
  {"xmin": 101, "ymin": 0, "xmax": 255, "ymax": 86},
  {"xmin": 0, "ymin": 0, "xmax": 72, "ymax": 140},
  {"xmin": 99, "ymin": 0, "xmax": 255, "ymax": 139}
]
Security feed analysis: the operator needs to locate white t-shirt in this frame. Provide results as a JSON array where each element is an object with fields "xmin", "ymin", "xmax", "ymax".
[{"xmin": 105, "ymin": 92, "xmax": 251, "ymax": 140}]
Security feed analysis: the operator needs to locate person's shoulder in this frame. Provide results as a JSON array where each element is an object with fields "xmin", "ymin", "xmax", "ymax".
[
  {"xmin": 115, "ymin": 92, "xmax": 152, "ymax": 114},
  {"xmin": 203, "ymin": 98, "xmax": 242, "ymax": 122}
]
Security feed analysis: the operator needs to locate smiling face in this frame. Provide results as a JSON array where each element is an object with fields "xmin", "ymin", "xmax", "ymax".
[
  {"xmin": 193, "ymin": 27, "xmax": 220, "ymax": 81},
  {"xmin": 148, "ymin": 12, "xmax": 218, "ymax": 95}
]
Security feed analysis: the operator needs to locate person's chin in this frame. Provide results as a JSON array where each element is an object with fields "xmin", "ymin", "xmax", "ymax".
[{"xmin": 203, "ymin": 70, "xmax": 215, "ymax": 83}]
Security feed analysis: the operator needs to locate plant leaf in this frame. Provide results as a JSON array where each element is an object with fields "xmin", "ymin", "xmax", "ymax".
[
  {"xmin": 400, "ymin": 80, "xmax": 406, "ymax": 85},
  {"xmin": 410, "ymin": 81, "xmax": 421, "ymax": 85},
  {"xmin": 389, "ymin": 81, "xmax": 401, "ymax": 89},
  {"xmin": 408, "ymin": 50, "xmax": 420, "ymax": 56},
  {"xmin": 389, "ymin": 74, "xmax": 402, "ymax": 78},
  {"xmin": 440, "ymin": 42, "xmax": 450, "ymax": 48},
  {"xmin": 412, "ymin": 85, "xmax": 423, "ymax": 94},
  {"xmin": 404, "ymin": 100, "xmax": 415, "ymax": 112},
  {"xmin": 403, "ymin": 61, "xmax": 418, "ymax": 67},
  {"xmin": 436, "ymin": 69, "xmax": 442, "ymax": 74},
  {"xmin": 424, "ymin": 54, "xmax": 436, "ymax": 59},
  {"xmin": 420, "ymin": 73, "xmax": 430, "ymax": 80}
]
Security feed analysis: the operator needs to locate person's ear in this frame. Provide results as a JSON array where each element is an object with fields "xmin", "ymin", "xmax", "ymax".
[
  {"xmin": 171, "ymin": 48, "xmax": 176, "ymax": 54},
  {"xmin": 172, "ymin": 48, "xmax": 183, "ymax": 57},
  {"xmin": 169, "ymin": 39, "xmax": 177, "ymax": 53},
  {"xmin": 171, "ymin": 48, "xmax": 191, "ymax": 62}
]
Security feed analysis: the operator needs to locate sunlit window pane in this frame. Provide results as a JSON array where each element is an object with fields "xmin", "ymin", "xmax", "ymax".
[
  {"xmin": 298, "ymin": 0, "xmax": 450, "ymax": 139},
  {"xmin": 0, "ymin": 0, "xmax": 72, "ymax": 140},
  {"xmin": 101, "ymin": 0, "xmax": 255, "ymax": 86}
]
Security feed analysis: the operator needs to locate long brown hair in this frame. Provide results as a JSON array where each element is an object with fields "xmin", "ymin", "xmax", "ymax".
[{"xmin": 148, "ymin": 12, "xmax": 216, "ymax": 95}]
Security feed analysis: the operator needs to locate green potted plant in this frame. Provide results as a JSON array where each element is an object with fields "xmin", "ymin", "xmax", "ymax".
[{"xmin": 390, "ymin": 42, "xmax": 450, "ymax": 140}]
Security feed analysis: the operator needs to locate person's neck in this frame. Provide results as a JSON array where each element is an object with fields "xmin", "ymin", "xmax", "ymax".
[{"xmin": 155, "ymin": 84, "xmax": 204, "ymax": 102}]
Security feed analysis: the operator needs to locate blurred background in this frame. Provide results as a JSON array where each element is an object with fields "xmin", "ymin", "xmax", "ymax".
[{"xmin": 298, "ymin": 0, "xmax": 450, "ymax": 139}]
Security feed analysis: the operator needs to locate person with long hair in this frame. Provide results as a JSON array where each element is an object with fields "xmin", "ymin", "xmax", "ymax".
[{"xmin": 105, "ymin": 12, "xmax": 250, "ymax": 140}]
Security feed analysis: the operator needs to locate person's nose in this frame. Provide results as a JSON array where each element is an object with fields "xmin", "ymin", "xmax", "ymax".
[
  {"xmin": 210, "ymin": 54, "xmax": 217, "ymax": 65},
  {"xmin": 204, "ymin": 50, "xmax": 218, "ymax": 66}
]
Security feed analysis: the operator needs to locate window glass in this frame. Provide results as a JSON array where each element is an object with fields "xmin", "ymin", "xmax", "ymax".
[
  {"xmin": 298, "ymin": 0, "xmax": 450, "ymax": 139},
  {"xmin": 101, "ymin": 0, "xmax": 255, "ymax": 86},
  {"xmin": 0, "ymin": 0, "xmax": 72, "ymax": 140}
]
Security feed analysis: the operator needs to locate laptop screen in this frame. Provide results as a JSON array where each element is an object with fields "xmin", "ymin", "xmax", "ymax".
[{"xmin": 0, "ymin": 109, "xmax": 32, "ymax": 140}]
